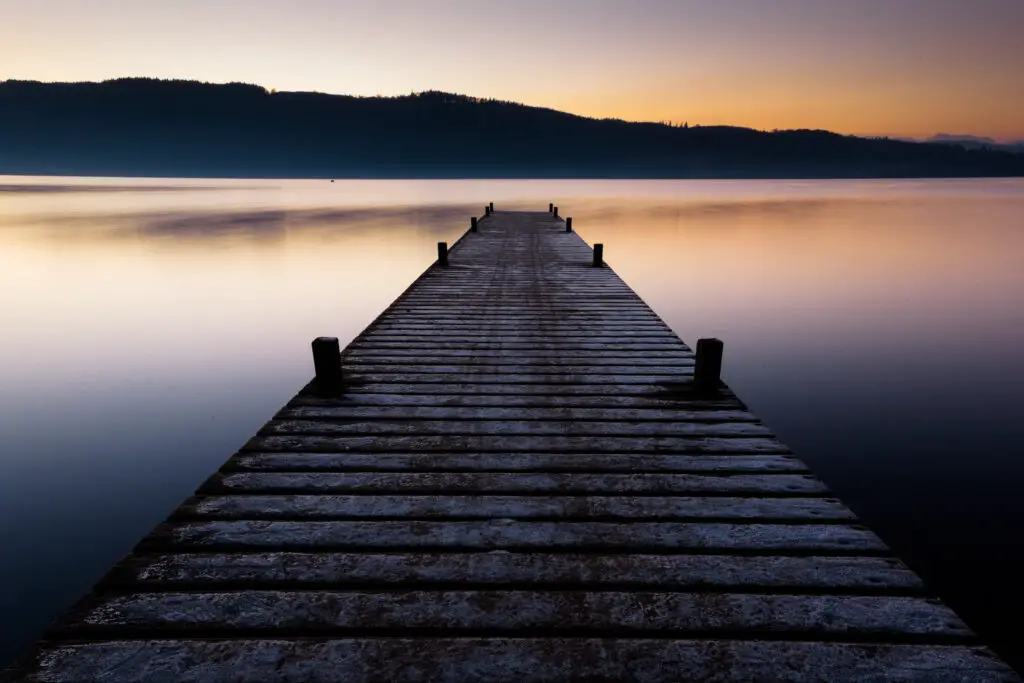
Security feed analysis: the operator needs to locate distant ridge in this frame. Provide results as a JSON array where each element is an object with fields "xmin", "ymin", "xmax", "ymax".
[
  {"xmin": 926, "ymin": 134, "xmax": 1024, "ymax": 154},
  {"xmin": 1, "ymin": 78, "xmax": 1022, "ymax": 178}
]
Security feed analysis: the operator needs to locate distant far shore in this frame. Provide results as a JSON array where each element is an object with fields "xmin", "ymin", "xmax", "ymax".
[
  {"xmin": 3, "ymin": 171, "xmax": 1023, "ymax": 182},
  {"xmin": 2, "ymin": 79, "xmax": 1023, "ymax": 180}
]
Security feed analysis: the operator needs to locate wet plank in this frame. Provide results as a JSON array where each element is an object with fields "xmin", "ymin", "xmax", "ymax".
[
  {"xmin": 13, "ymin": 640, "xmax": 1015, "ymax": 683},
  {"xmin": 342, "ymin": 372, "xmax": 695, "ymax": 384},
  {"xmin": 202, "ymin": 472, "xmax": 826, "ymax": 495},
  {"xmin": 344, "ymin": 357, "xmax": 695, "ymax": 367},
  {"xmin": 340, "ymin": 363, "xmax": 692, "ymax": 374},
  {"xmin": 177, "ymin": 494, "xmax": 854, "ymax": 520},
  {"xmin": 277, "ymin": 406, "xmax": 758, "ymax": 421},
  {"xmin": 112, "ymin": 553, "xmax": 921, "ymax": 590},
  {"xmin": 344, "ymin": 350, "xmax": 693, "ymax": 361},
  {"xmin": 261, "ymin": 419, "xmax": 770, "ymax": 437},
  {"xmin": 57, "ymin": 591, "xmax": 969, "ymax": 638},
  {"xmin": 245, "ymin": 434, "xmax": 791, "ymax": 453},
  {"xmin": 226, "ymin": 452, "xmax": 805, "ymax": 473},
  {"xmin": 142, "ymin": 520, "xmax": 887, "ymax": 553},
  {"xmin": 288, "ymin": 393, "xmax": 745, "ymax": 409},
  {"xmin": 292, "ymin": 385, "xmax": 741, "ymax": 401},
  {"xmin": 346, "ymin": 341, "xmax": 689, "ymax": 351}
]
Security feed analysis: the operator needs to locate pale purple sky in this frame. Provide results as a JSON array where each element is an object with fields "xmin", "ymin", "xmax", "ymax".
[{"xmin": 2, "ymin": 0, "xmax": 1022, "ymax": 139}]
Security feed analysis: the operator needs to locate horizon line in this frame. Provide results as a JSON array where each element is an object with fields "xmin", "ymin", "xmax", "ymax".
[{"xmin": 3, "ymin": 75, "xmax": 1023, "ymax": 144}]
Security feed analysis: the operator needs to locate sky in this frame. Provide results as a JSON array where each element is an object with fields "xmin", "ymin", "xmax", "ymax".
[{"xmin": 2, "ymin": 0, "xmax": 1022, "ymax": 140}]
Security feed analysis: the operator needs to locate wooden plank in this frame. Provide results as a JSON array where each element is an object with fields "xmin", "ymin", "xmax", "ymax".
[
  {"xmin": 381, "ymin": 307, "xmax": 662, "ymax": 314},
  {"xmin": 15, "ymin": 640, "xmax": 1012, "ymax": 683},
  {"xmin": 344, "ymin": 349, "xmax": 692, "ymax": 359},
  {"xmin": 342, "ymin": 373, "xmax": 693, "ymax": 384},
  {"xmin": 344, "ymin": 357, "xmax": 695, "ymax": 367},
  {"xmin": 369, "ymin": 311, "xmax": 664, "ymax": 317},
  {"xmin": 111, "ymin": 553, "xmax": 922, "ymax": 590},
  {"xmin": 178, "ymin": 494, "xmax": 853, "ymax": 520},
  {"xmin": 261, "ymin": 419, "xmax": 771, "ymax": 437},
  {"xmin": 372, "ymin": 317, "xmax": 667, "ymax": 325},
  {"xmin": 204, "ymin": 472, "xmax": 826, "ymax": 495},
  {"xmin": 367, "ymin": 320, "xmax": 671, "ymax": 326},
  {"xmin": 360, "ymin": 323, "xmax": 676, "ymax": 330},
  {"xmin": 311, "ymin": 383, "xmax": 730, "ymax": 396},
  {"xmin": 395, "ymin": 292, "xmax": 644, "ymax": 296},
  {"xmin": 358, "ymin": 332, "xmax": 678, "ymax": 340},
  {"xmin": 288, "ymin": 393, "xmax": 743, "ymax": 408},
  {"xmin": 346, "ymin": 342, "xmax": 690, "ymax": 352},
  {"xmin": 245, "ymin": 435, "xmax": 790, "ymax": 454},
  {"xmin": 142, "ymin": 521, "xmax": 886, "ymax": 552},
  {"xmin": 276, "ymin": 407, "xmax": 757, "ymax": 422},
  {"xmin": 227, "ymin": 453, "xmax": 804, "ymax": 473},
  {"xmin": 340, "ymin": 363, "xmax": 692, "ymax": 374},
  {"xmin": 56, "ymin": 591, "xmax": 970, "ymax": 638}
]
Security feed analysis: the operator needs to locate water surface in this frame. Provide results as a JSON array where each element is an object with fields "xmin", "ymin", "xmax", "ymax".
[{"xmin": 1, "ymin": 176, "xmax": 1023, "ymax": 669}]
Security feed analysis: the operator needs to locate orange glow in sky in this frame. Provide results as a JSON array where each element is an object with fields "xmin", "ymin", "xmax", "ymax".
[{"xmin": 1, "ymin": 0, "xmax": 1022, "ymax": 140}]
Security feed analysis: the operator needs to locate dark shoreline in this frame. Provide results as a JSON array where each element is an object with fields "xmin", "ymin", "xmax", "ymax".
[
  {"xmin": 3, "ymin": 171, "xmax": 1023, "ymax": 180},
  {"xmin": 3, "ymin": 79, "xmax": 1023, "ymax": 181}
]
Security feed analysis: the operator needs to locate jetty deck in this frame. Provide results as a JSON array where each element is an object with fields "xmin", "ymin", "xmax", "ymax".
[{"xmin": 5, "ymin": 209, "xmax": 1019, "ymax": 682}]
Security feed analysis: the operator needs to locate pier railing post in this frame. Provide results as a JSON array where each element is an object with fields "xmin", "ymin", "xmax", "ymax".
[
  {"xmin": 549, "ymin": 203, "xmax": 554, "ymax": 212},
  {"xmin": 489, "ymin": 202, "xmax": 494, "ymax": 212},
  {"xmin": 566, "ymin": 217, "xmax": 573, "ymax": 233},
  {"xmin": 471, "ymin": 216, "xmax": 478, "ymax": 232},
  {"xmin": 553, "ymin": 206, "xmax": 559, "ymax": 218},
  {"xmin": 437, "ymin": 242, "xmax": 449, "ymax": 267},
  {"xmin": 485, "ymin": 205, "xmax": 490, "ymax": 216},
  {"xmin": 592, "ymin": 243, "xmax": 603, "ymax": 267},
  {"xmin": 694, "ymin": 338, "xmax": 724, "ymax": 392},
  {"xmin": 311, "ymin": 337, "xmax": 343, "ymax": 395}
]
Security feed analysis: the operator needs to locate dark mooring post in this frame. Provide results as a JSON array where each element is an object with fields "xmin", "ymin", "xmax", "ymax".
[
  {"xmin": 549, "ymin": 203, "xmax": 554, "ymax": 212},
  {"xmin": 437, "ymin": 241, "xmax": 449, "ymax": 267},
  {"xmin": 311, "ymin": 336, "xmax": 343, "ymax": 395},
  {"xmin": 485, "ymin": 205, "xmax": 491, "ymax": 216},
  {"xmin": 566, "ymin": 217, "xmax": 573, "ymax": 233},
  {"xmin": 694, "ymin": 338, "xmax": 724, "ymax": 392},
  {"xmin": 471, "ymin": 216, "xmax": 478, "ymax": 232},
  {"xmin": 553, "ymin": 206, "xmax": 559, "ymax": 218},
  {"xmin": 592, "ymin": 243, "xmax": 604, "ymax": 267},
  {"xmin": 489, "ymin": 202, "xmax": 494, "ymax": 212}
]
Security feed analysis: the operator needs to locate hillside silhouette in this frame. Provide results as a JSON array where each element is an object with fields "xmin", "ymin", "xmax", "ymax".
[{"xmin": 1, "ymin": 78, "xmax": 1022, "ymax": 178}]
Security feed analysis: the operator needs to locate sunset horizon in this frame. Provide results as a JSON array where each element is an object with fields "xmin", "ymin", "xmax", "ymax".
[
  {"xmin": 3, "ymin": 0, "xmax": 1022, "ymax": 141},
  {"xmin": 5, "ymin": 74, "xmax": 1023, "ymax": 143}
]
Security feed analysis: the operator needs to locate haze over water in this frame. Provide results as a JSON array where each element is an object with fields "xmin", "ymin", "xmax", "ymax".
[{"xmin": 1, "ymin": 177, "xmax": 1023, "ymax": 668}]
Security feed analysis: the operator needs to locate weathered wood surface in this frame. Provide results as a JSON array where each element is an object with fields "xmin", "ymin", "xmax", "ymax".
[
  {"xmin": 11, "ymin": 640, "xmax": 1015, "ymax": 683},
  {"xmin": 5, "ymin": 210, "xmax": 1018, "ymax": 682}
]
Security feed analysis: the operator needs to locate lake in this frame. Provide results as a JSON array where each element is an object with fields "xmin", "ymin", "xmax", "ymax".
[{"xmin": 1, "ymin": 176, "xmax": 1023, "ymax": 669}]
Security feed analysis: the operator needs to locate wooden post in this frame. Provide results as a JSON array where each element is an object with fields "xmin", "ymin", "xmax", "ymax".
[
  {"xmin": 694, "ymin": 338, "xmax": 724, "ymax": 392},
  {"xmin": 437, "ymin": 241, "xmax": 448, "ymax": 267},
  {"xmin": 549, "ymin": 203, "xmax": 554, "ymax": 212},
  {"xmin": 471, "ymin": 216, "xmax": 478, "ymax": 232},
  {"xmin": 566, "ymin": 217, "xmax": 573, "ymax": 233},
  {"xmin": 592, "ymin": 243, "xmax": 603, "ymax": 267},
  {"xmin": 311, "ymin": 337, "xmax": 343, "ymax": 395},
  {"xmin": 553, "ymin": 206, "xmax": 559, "ymax": 218},
  {"xmin": 489, "ymin": 202, "xmax": 494, "ymax": 212},
  {"xmin": 485, "ymin": 206, "xmax": 490, "ymax": 216}
]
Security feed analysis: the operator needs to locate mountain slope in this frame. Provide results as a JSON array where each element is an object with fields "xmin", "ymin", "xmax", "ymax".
[
  {"xmin": 1, "ymin": 78, "xmax": 1022, "ymax": 178},
  {"xmin": 927, "ymin": 134, "xmax": 1024, "ymax": 154}
]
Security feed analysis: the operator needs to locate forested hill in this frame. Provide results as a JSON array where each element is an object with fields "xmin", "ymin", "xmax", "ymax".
[{"xmin": 1, "ymin": 78, "xmax": 1021, "ymax": 178}]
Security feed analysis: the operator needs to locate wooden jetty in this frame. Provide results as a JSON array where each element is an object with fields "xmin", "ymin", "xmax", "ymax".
[{"xmin": 4, "ymin": 208, "xmax": 1019, "ymax": 682}]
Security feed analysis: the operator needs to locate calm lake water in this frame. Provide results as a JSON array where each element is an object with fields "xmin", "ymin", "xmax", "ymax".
[{"xmin": 1, "ymin": 176, "xmax": 1023, "ymax": 669}]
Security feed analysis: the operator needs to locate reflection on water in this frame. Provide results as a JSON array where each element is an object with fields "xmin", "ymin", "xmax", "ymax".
[{"xmin": 1, "ymin": 176, "xmax": 1023, "ymax": 669}]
